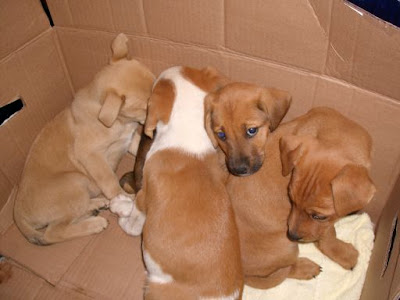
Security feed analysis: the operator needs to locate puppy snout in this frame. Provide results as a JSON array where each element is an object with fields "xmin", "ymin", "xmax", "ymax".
[
  {"xmin": 287, "ymin": 230, "xmax": 302, "ymax": 242},
  {"xmin": 228, "ymin": 157, "xmax": 251, "ymax": 176}
]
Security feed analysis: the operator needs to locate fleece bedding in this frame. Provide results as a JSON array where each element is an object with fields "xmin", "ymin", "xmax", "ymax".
[{"xmin": 243, "ymin": 213, "xmax": 375, "ymax": 300}]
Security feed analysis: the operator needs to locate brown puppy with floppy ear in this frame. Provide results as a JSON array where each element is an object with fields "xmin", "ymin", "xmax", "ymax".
[
  {"xmin": 280, "ymin": 107, "xmax": 376, "ymax": 270},
  {"xmin": 13, "ymin": 33, "xmax": 155, "ymax": 245},
  {"xmin": 205, "ymin": 83, "xmax": 325, "ymax": 289}
]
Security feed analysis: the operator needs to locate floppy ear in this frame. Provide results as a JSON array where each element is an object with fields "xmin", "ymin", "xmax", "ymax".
[
  {"xmin": 110, "ymin": 33, "xmax": 129, "ymax": 63},
  {"xmin": 259, "ymin": 88, "xmax": 292, "ymax": 131},
  {"xmin": 144, "ymin": 79, "xmax": 175, "ymax": 139},
  {"xmin": 279, "ymin": 135, "xmax": 304, "ymax": 176},
  {"xmin": 204, "ymin": 93, "xmax": 218, "ymax": 148},
  {"xmin": 201, "ymin": 66, "xmax": 230, "ymax": 91},
  {"xmin": 98, "ymin": 91, "xmax": 124, "ymax": 127},
  {"xmin": 331, "ymin": 164, "xmax": 376, "ymax": 217}
]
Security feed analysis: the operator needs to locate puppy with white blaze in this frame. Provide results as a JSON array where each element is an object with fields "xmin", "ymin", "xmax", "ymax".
[{"xmin": 114, "ymin": 66, "xmax": 243, "ymax": 299}]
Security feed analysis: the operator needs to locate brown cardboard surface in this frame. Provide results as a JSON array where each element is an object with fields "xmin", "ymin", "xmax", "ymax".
[
  {"xmin": 225, "ymin": 0, "xmax": 329, "ymax": 73},
  {"xmin": 47, "ymin": 0, "xmax": 147, "ymax": 35},
  {"xmin": 361, "ymin": 177, "xmax": 400, "ymax": 300},
  {"xmin": 61, "ymin": 212, "xmax": 145, "ymax": 299},
  {"xmin": 0, "ymin": 29, "xmax": 73, "ymax": 210},
  {"xmin": 0, "ymin": 262, "xmax": 46, "ymax": 300},
  {"xmin": 0, "ymin": 224, "xmax": 94, "ymax": 285},
  {"xmin": 144, "ymin": 0, "xmax": 224, "ymax": 48},
  {"xmin": 0, "ymin": 0, "xmax": 49, "ymax": 60},
  {"xmin": 326, "ymin": 1, "xmax": 400, "ymax": 100}
]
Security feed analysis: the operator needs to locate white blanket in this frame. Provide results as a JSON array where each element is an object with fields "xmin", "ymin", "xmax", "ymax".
[{"xmin": 243, "ymin": 213, "xmax": 374, "ymax": 300}]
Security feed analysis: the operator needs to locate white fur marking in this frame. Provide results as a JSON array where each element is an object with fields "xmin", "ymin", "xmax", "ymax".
[
  {"xmin": 110, "ymin": 194, "xmax": 133, "ymax": 217},
  {"xmin": 143, "ymin": 248, "xmax": 173, "ymax": 284},
  {"xmin": 118, "ymin": 201, "xmax": 146, "ymax": 236},
  {"xmin": 147, "ymin": 66, "xmax": 215, "ymax": 160},
  {"xmin": 200, "ymin": 289, "xmax": 240, "ymax": 300}
]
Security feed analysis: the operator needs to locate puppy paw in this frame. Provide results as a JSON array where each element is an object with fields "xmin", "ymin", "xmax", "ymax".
[
  {"xmin": 288, "ymin": 257, "xmax": 321, "ymax": 280},
  {"xmin": 88, "ymin": 216, "xmax": 109, "ymax": 233},
  {"xmin": 118, "ymin": 203, "xmax": 145, "ymax": 236},
  {"xmin": 110, "ymin": 194, "xmax": 134, "ymax": 217}
]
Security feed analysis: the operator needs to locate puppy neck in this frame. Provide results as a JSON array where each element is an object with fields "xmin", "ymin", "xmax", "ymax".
[{"xmin": 147, "ymin": 66, "xmax": 215, "ymax": 160}]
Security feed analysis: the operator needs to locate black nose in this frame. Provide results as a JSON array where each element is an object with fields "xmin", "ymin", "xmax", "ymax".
[
  {"xmin": 230, "ymin": 165, "xmax": 250, "ymax": 176},
  {"xmin": 287, "ymin": 230, "xmax": 301, "ymax": 241}
]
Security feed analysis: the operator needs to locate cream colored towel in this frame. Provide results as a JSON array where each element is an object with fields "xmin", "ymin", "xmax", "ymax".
[{"xmin": 243, "ymin": 213, "xmax": 374, "ymax": 300}]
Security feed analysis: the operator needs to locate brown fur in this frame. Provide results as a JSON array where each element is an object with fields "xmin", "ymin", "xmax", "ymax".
[
  {"xmin": 204, "ymin": 84, "xmax": 321, "ymax": 289},
  {"xmin": 280, "ymin": 107, "xmax": 376, "ymax": 270},
  {"xmin": 204, "ymin": 82, "xmax": 291, "ymax": 176},
  {"xmin": 13, "ymin": 33, "xmax": 155, "ymax": 245},
  {"xmin": 133, "ymin": 67, "xmax": 243, "ymax": 299}
]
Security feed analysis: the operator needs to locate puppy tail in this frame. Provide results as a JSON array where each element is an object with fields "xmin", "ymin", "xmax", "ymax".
[{"xmin": 110, "ymin": 33, "xmax": 129, "ymax": 62}]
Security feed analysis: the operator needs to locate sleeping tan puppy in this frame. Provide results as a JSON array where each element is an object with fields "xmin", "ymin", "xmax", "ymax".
[
  {"xmin": 13, "ymin": 33, "xmax": 155, "ymax": 245},
  {"xmin": 115, "ymin": 66, "xmax": 243, "ymax": 300}
]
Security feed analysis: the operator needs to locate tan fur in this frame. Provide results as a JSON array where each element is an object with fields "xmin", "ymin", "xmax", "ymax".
[
  {"xmin": 135, "ymin": 67, "xmax": 243, "ymax": 299},
  {"xmin": 13, "ymin": 33, "xmax": 155, "ymax": 245}
]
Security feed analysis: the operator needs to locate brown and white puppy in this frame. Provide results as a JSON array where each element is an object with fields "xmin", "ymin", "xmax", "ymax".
[
  {"xmin": 280, "ymin": 107, "xmax": 376, "ymax": 270},
  {"xmin": 205, "ymin": 83, "xmax": 323, "ymax": 289},
  {"xmin": 13, "ymin": 33, "xmax": 155, "ymax": 245},
  {"xmin": 116, "ymin": 66, "xmax": 243, "ymax": 300}
]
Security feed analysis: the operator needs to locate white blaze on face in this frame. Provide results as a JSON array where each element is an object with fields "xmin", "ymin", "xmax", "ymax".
[{"xmin": 146, "ymin": 66, "xmax": 216, "ymax": 160}]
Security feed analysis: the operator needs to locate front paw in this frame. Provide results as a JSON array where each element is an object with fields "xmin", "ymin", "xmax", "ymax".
[
  {"xmin": 110, "ymin": 194, "xmax": 134, "ymax": 217},
  {"xmin": 288, "ymin": 257, "xmax": 322, "ymax": 280},
  {"xmin": 118, "ymin": 204, "xmax": 145, "ymax": 236}
]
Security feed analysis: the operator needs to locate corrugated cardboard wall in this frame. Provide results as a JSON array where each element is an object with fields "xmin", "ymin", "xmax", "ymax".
[
  {"xmin": 46, "ymin": 0, "xmax": 400, "ymax": 223},
  {"xmin": 0, "ymin": 0, "xmax": 74, "ymax": 209}
]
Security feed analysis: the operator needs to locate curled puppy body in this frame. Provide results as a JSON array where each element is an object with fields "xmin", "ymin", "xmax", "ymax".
[
  {"xmin": 119, "ymin": 66, "xmax": 243, "ymax": 299},
  {"xmin": 280, "ymin": 107, "xmax": 375, "ymax": 270},
  {"xmin": 13, "ymin": 33, "xmax": 155, "ymax": 245},
  {"xmin": 205, "ymin": 83, "xmax": 322, "ymax": 289}
]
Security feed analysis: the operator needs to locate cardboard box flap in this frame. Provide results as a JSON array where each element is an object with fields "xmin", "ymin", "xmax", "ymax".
[
  {"xmin": 0, "ymin": 0, "xmax": 50, "ymax": 60},
  {"xmin": 326, "ymin": 0, "xmax": 400, "ymax": 101},
  {"xmin": 361, "ymin": 176, "xmax": 400, "ymax": 299}
]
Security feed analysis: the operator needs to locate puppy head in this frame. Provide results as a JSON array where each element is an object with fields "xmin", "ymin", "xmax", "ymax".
[
  {"xmin": 97, "ymin": 33, "xmax": 155, "ymax": 127},
  {"xmin": 205, "ymin": 82, "xmax": 291, "ymax": 176},
  {"xmin": 280, "ymin": 135, "xmax": 376, "ymax": 242}
]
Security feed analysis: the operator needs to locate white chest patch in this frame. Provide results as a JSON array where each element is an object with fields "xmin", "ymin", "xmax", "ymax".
[
  {"xmin": 146, "ymin": 66, "xmax": 215, "ymax": 160},
  {"xmin": 200, "ymin": 289, "xmax": 240, "ymax": 300},
  {"xmin": 143, "ymin": 248, "xmax": 173, "ymax": 284}
]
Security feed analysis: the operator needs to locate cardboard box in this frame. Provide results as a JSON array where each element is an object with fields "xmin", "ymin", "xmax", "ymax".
[{"xmin": 0, "ymin": 0, "xmax": 399, "ymax": 298}]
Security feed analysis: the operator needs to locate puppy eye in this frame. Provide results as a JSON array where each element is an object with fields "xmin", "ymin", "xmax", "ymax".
[
  {"xmin": 311, "ymin": 214, "xmax": 328, "ymax": 221},
  {"xmin": 217, "ymin": 131, "xmax": 226, "ymax": 141},
  {"xmin": 246, "ymin": 127, "xmax": 258, "ymax": 137}
]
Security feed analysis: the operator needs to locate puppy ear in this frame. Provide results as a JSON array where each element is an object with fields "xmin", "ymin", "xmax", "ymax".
[
  {"xmin": 98, "ymin": 91, "xmax": 124, "ymax": 127},
  {"xmin": 201, "ymin": 66, "xmax": 230, "ymax": 91},
  {"xmin": 331, "ymin": 164, "xmax": 376, "ymax": 217},
  {"xmin": 144, "ymin": 79, "xmax": 175, "ymax": 139},
  {"xmin": 279, "ymin": 135, "xmax": 304, "ymax": 176},
  {"xmin": 110, "ymin": 33, "xmax": 129, "ymax": 63},
  {"xmin": 204, "ymin": 93, "xmax": 218, "ymax": 148},
  {"xmin": 259, "ymin": 88, "xmax": 292, "ymax": 131}
]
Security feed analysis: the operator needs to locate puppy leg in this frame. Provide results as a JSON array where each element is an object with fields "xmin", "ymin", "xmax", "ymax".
[
  {"xmin": 118, "ymin": 190, "xmax": 146, "ymax": 236},
  {"xmin": 316, "ymin": 227, "xmax": 359, "ymax": 270},
  {"xmin": 245, "ymin": 266, "xmax": 291, "ymax": 289},
  {"xmin": 42, "ymin": 216, "xmax": 108, "ymax": 244},
  {"xmin": 287, "ymin": 257, "xmax": 321, "ymax": 280}
]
